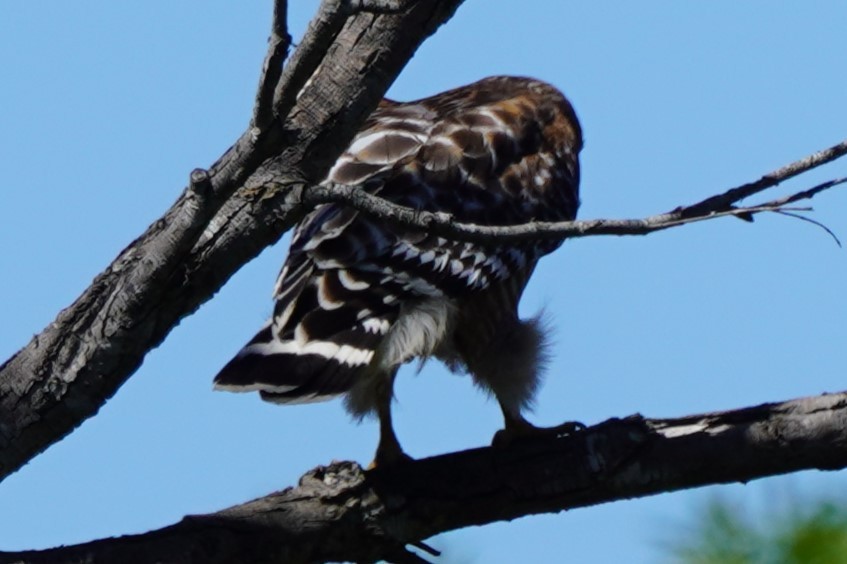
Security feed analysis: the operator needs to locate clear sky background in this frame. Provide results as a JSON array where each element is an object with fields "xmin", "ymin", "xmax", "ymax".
[{"xmin": 2, "ymin": 2, "xmax": 847, "ymax": 562}]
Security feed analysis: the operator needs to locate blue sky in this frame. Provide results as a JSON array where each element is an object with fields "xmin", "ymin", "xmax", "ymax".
[{"xmin": 2, "ymin": 2, "xmax": 847, "ymax": 562}]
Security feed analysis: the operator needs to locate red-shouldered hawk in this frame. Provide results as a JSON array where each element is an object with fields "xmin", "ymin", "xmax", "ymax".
[{"xmin": 214, "ymin": 76, "xmax": 582, "ymax": 465}]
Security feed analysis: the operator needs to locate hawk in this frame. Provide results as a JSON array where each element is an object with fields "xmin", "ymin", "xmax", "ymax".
[{"xmin": 214, "ymin": 76, "xmax": 582, "ymax": 465}]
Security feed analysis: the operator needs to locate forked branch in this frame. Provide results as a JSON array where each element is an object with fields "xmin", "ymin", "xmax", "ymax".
[{"xmin": 0, "ymin": 0, "xmax": 466, "ymax": 484}]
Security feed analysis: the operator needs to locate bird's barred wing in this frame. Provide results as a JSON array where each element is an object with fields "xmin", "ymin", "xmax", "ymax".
[
  {"xmin": 213, "ymin": 76, "xmax": 581, "ymax": 404},
  {"xmin": 213, "ymin": 103, "xmax": 433, "ymax": 401}
]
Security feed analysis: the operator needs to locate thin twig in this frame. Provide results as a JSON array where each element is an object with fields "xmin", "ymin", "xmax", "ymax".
[
  {"xmin": 766, "ymin": 176, "xmax": 847, "ymax": 207},
  {"xmin": 300, "ymin": 141, "xmax": 847, "ymax": 244},
  {"xmin": 677, "ymin": 140, "xmax": 847, "ymax": 218},
  {"xmin": 409, "ymin": 540, "xmax": 441, "ymax": 557},
  {"xmin": 253, "ymin": 0, "xmax": 292, "ymax": 130},
  {"xmin": 774, "ymin": 210, "xmax": 843, "ymax": 247}
]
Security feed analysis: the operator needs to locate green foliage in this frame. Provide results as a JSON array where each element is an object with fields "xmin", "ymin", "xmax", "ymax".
[{"xmin": 669, "ymin": 495, "xmax": 847, "ymax": 564}]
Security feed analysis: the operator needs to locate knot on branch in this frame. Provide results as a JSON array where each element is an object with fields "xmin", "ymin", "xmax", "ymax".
[{"xmin": 189, "ymin": 168, "xmax": 211, "ymax": 196}]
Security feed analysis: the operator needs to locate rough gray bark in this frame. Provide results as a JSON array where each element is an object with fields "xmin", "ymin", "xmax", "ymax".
[
  {"xmin": 0, "ymin": 0, "xmax": 464, "ymax": 483},
  {"xmin": 2, "ymin": 390, "xmax": 846, "ymax": 563}
]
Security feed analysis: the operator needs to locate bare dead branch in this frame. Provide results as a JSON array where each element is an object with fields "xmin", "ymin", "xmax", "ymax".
[
  {"xmin": 0, "ymin": 0, "xmax": 466, "ymax": 484},
  {"xmin": 270, "ymin": 1, "xmax": 356, "ymax": 125},
  {"xmin": 679, "ymin": 139, "xmax": 847, "ymax": 217},
  {"xmin": 4, "ymin": 390, "xmax": 846, "ymax": 564},
  {"xmin": 252, "ymin": 1, "xmax": 291, "ymax": 130},
  {"xmin": 763, "ymin": 176, "xmax": 847, "ymax": 208},
  {"xmin": 297, "ymin": 141, "xmax": 847, "ymax": 244}
]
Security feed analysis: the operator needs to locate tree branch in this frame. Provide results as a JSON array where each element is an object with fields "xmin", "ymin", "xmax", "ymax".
[
  {"xmin": 3, "ymin": 390, "xmax": 846, "ymax": 563},
  {"xmin": 252, "ymin": 0, "xmax": 290, "ymax": 131},
  {"xmin": 0, "ymin": 0, "xmax": 465, "ymax": 483},
  {"xmin": 3, "ymin": 2, "xmax": 844, "ymax": 561},
  {"xmin": 295, "ymin": 140, "xmax": 847, "ymax": 244},
  {"xmin": 1, "ymin": 0, "xmax": 842, "ymax": 483}
]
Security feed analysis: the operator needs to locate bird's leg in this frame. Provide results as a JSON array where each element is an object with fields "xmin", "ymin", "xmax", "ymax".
[
  {"xmin": 372, "ymin": 368, "xmax": 412, "ymax": 467},
  {"xmin": 492, "ymin": 401, "xmax": 585, "ymax": 447}
]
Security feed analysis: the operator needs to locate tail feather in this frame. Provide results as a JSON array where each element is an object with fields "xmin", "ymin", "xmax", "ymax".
[
  {"xmin": 213, "ymin": 265, "xmax": 402, "ymax": 405},
  {"xmin": 213, "ymin": 323, "xmax": 389, "ymax": 403},
  {"xmin": 259, "ymin": 354, "xmax": 357, "ymax": 405},
  {"xmin": 213, "ymin": 349, "xmax": 331, "ymax": 394}
]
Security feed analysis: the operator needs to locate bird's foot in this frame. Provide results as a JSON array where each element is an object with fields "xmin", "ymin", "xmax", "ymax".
[
  {"xmin": 368, "ymin": 442, "xmax": 414, "ymax": 469},
  {"xmin": 492, "ymin": 420, "xmax": 585, "ymax": 448}
]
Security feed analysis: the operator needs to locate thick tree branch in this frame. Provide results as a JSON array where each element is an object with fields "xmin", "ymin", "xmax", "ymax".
[
  {"xmin": 3, "ymin": 390, "xmax": 846, "ymax": 564},
  {"xmin": 0, "ymin": 0, "xmax": 465, "ymax": 483}
]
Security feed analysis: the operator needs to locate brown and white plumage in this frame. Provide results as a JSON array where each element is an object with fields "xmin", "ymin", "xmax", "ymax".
[{"xmin": 214, "ymin": 76, "xmax": 582, "ymax": 463}]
